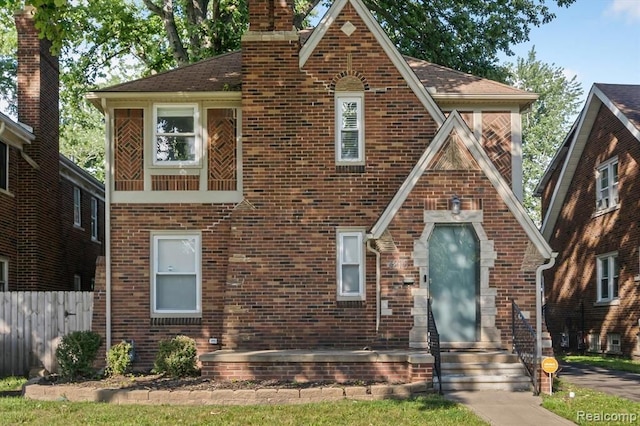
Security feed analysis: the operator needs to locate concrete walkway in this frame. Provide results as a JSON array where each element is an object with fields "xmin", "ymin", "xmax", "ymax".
[
  {"xmin": 446, "ymin": 390, "xmax": 575, "ymax": 426},
  {"xmin": 559, "ymin": 362, "xmax": 640, "ymax": 402}
]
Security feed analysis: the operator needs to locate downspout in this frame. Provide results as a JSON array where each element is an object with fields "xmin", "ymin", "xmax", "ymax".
[
  {"xmin": 366, "ymin": 237, "xmax": 381, "ymax": 333},
  {"xmin": 536, "ymin": 252, "xmax": 557, "ymax": 359},
  {"xmin": 103, "ymin": 98, "xmax": 112, "ymax": 351}
]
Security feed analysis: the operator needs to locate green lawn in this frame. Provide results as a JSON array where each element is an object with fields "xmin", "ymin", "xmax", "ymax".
[
  {"xmin": 559, "ymin": 354, "xmax": 640, "ymax": 374},
  {"xmin": 0, "ymin": 376, "xmax": 487, "ymax": 426},
  {"xmin": 542, "ymin": 380, "xmax": 640, "ymax": 426}
]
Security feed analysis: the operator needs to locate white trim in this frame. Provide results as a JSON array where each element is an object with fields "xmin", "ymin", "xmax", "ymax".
[
  {"xmin": 336, "ymin": 229, "xmax": 366, "ymax": 301},
  {"xmin": 90, "ymin": 197, "xmax": 99, "ymax": 241},
  {"xmin": 73, "ymin": 186, "xmax": 82, "ymax": 227},
  {"xmin": 0, "ymin": 257, "xmax": 7, "ymax": 291},
  {"xmin": 299, "ymin": 0, "xmax": 444, "ymax": 126},
  {"xmin": 0, "ymin": 141, "xmax": 7, "ymax": 191},
  {"xmin": 111, "ymin": 190, "xmax": 243, "ymax": 204},
  {"xmin": 596, "ymin": 251, "xmax": 619, "ymax": 303},
  {"xmin": 595, "ymin": 156, "xmax": 619, "ymax": 212},
  {"xmin": 511, "ymin": 110, "xmax": 523, "ymax": 201},
  {"xmin": 152, "ymin": 104, "xmax": 200, "ymax": 166},
  {"xmin": 335, "ymin": 92, "xmax": 364, "ymax": 164},
  {"xmin": 151, "ymin": 231, "xmax": 202, "ymax": 317},
  {"xmin": 370, "ymin": 110, "xmax": 553, "ymax": 258}
]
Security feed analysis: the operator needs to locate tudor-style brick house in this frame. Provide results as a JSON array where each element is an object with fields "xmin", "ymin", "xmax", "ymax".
[
  {"xmin": 0, "ymin": 8, "xmax": 104, "ymax": 292},
  {"xmin": 537, "ymin": 83, "xmax": 640, "ymax": 358},
  {"xmin": 90, "ymin": 0, "xmax": 555, "ymax": 391}
]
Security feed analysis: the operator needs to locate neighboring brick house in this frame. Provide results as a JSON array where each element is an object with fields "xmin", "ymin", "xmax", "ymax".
[
  {"xmin": 537, "ymin": 83, "xmax": 640, "ymax": 358},
  {"xmin": 89, "ymin": 0, "xmax": 554, "ymax": 386},
  {"xmin": 0, "ymin": 7, "xmax": 105, "ymax": 292}
]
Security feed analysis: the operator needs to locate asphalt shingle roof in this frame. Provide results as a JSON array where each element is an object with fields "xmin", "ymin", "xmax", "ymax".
[{"xmin": 596, "ymin": 83, "xmax": 640, "ymax": 132}]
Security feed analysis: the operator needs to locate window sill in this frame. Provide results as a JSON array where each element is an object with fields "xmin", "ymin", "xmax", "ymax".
[
  {"xmin": 592, "ymin": 205, "xmax": 619, "ymax": 218},
  {"xmin": 594, "ymin": 299, "xmax": 620, "ymax": 307},
  {"xmin": 91, "ymin": 238, "xmax": 102, "ymax": 245},
  {"xmin": 73, "ymin": 225, "xmax": 84, "ymax": 231},
  {"xmin": 0, "ymin": 188, "xmax": 14, "ymax": 198}
]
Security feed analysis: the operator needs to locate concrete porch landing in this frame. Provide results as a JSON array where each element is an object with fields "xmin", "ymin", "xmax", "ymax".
[{"xmin": 200, "ymin": 349, "xmax": 435, "ymax": 384}]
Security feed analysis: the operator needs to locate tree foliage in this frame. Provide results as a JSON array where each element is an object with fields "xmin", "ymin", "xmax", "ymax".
[
  {"xmin": 0, "ymin": 0, "xmax": 576, "ymax": 182},
  {"xmin": 506, "ymin": 48, "xmax": 583, "ymax": 226}
]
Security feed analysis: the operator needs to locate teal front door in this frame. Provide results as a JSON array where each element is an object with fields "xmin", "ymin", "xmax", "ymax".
[{"xmin": 428, "ymin": 224, "xmax": 479, "ymax": 342}]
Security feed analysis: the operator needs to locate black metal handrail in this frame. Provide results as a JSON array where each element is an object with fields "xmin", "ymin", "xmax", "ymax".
[
  {"xmin": 427, "ymin": 298, "xmax": 443, "ymax": 395},
  {"xmin": 511, "ymin": 299, "xmax": 539, "ymax": 394}
]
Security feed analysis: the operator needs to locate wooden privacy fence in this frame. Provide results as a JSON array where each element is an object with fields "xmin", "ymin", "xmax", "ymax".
[{"xmin": 0, "ymin": 291, "xmax": 93, "ymax": 377}]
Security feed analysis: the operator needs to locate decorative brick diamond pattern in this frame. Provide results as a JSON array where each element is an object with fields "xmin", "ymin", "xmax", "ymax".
[
  {"xmin": 208, "ymin": 109, "xmax": 237, "ymax": 191},
  {"xmin": 482, "ymin": 112, "xmax": 512, "ymax": 185},
  {"xmin": 114, "ymin": 109, "xmax": 144, "ymax": 191},
  {"xmin": 151, "ymin": 175, "xmax": 199, "ymax": 191},
  {"xmin": 428, "ymin": 131, "xmax": 480, "ymax": 171}
]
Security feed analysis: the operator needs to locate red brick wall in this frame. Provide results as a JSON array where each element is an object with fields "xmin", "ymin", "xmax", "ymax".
[
  {"xmin": 544, "ymin": 104, "xmax": 640, "ymax": 356},
  {"xmin": 482, "ymin": 112, "xmax": 512, "ymax": 187},
  {"xmin": 249, "ymin": 0, "xmax": 293, "ymax": 32}
]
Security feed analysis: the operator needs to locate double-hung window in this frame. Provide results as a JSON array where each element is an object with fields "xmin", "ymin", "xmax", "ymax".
[
  {"xmin": 597, "ymin": 252, "xmax": 619, "ymax": 303},
  {"xmin": 335, "ymin": 93, "xmax": 364, "ymax": 164},
  {"xmin": 154, "ymin": 105, "xmax": 198, "ymax": 165},
  {"xmin": 337, "ymin": 230, "xmax": 365, "ymax": 300},
  {"xmin": 73, "ymin": 187, "xmax": 81, "ymax": 226},
  {"xmin": 0, "ymin": 142, "xmax": 7, "ymax": 191},
  {"xmin": 152, "ymin": 233, "xmax": 201, "ymax": 316},
  {"xmin": 0, "ymin": 258, "xmax": 7, "ymax": 291},
  {"xmin": 596, "ymin": 158, "xmax": 618, "ymax": 211},
  {"xmin": 607, "ymin": 333, "xmax": 621, "ymax": 353},
  {"xmin": 90, "ymin": 197, "xmax": 99, "ymax": 241}
]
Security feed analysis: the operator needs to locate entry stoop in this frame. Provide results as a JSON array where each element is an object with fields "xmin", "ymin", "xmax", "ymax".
[{"xmin": 435, "ymin": 351, "xmax": 533, "ymax": 391}]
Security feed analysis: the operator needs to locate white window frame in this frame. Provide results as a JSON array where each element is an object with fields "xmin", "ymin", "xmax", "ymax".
[
  {"xmin": 0, "ymin": 141, "xmax": 7, "ymax": 192},
  {"xmin": 73, "ymin": 187, "xmax": 81, "ymax": 227},
  {"xmin": 73, "ymin": 274, "xmax": 81, "ymax": 291},
  {"xmin": 153, "ymin": 104, "xmax": 200, "ymax": 166},
  {"xmin": 589, "ymin": 333, "xmax": 601, "ymax": 352},
  {"xmin": 336, "ymin": 230, "xmax": 365, "ymax": 301},
  {"xmin": 335, "ymin": 93, "xmax": 364, "ymax": 164},
  {"xmin": 607, "ymin": 333, "xmax": 621, "ymax": 353},
  {"xmin": 595, "ymin": 157, "xmax": 618, "ymax": 211},
  {"xmin": 90, "ymin": 197, "xmax": 99, "ymax": 241},
  {"xmin": 597, "ymin": 252, "xmax": 619, "ymax": 303},
  {"xmin": 0, "ymin": 257, "xmax": 7, "ymax": 291},
  {"xmin": 151, "ymin": 232, "xmax": 202, "ymax": 317}
]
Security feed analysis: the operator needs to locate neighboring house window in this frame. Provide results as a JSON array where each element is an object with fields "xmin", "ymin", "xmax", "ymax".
[
  {"xmin": 337, "ymin": 231, "xmax": 365, "ymax": 300},
  {"xmin": 589, "ymin": 333, "xmax": 600, "ymax": 352},
  {"xmin": 607, "ymin": 333, "xmax": 621, "ymax": 353},
  {"xmin": 90, "ymin": 197, "xmax": 99, "ymax": 241},
  {"xmin": 597, "ymin": 252, "xmax": 619, "ymax": 303},
  {"xmin": 596, "ymin": 157, "xmax": 618, "ymax": 211},
  {"xmin": 73, "ymin": 274, "xmax": 81, "ymax": 291},
  {"xmin": 0, "ymin": 258, "xmax": 7, "ymax": 291},
  {"xmin": 152, "ymin": 233, "xmax": 201, "ymax": 315},
  {"xmin": 154, "ymin": 105, "xmax": 198, "ymax": 165},
  {"xmin": 0, "ymin": 141, "xmax": 7, "ymax": 191},
  {"xmin": 335, "ymin": 93, "xmax": 364, "ymax": 163},
  {"xmin": 73, "ymin": 187, "xmax": 81, "ymax": 226}
]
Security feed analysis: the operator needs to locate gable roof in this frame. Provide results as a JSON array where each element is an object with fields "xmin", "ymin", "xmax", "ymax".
[
  {"xmin": 539, "ymin": 83, "xmax": 640, "ymax": 240},
  {"xmin": 89, "ymin": 0, "xmax": 535, "ymax": 113},
  {"xmin": 370, "ymin": 110, "xmax": 553, "ymax": 258}
]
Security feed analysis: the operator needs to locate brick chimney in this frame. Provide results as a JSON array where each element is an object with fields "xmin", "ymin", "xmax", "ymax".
[
  {"xmin": 248, "ymin": 0, "xmax": 294, "ymax": 32},
  {"xmin": 14, "ymin": 6, "xmax": 63, "ymax": 290}
]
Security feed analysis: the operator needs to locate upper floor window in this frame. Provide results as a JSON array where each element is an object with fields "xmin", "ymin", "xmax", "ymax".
[
  {"xmin": 337, "ymin": 230, "xmax": 365, "ymax": 300},
  {"xmin": 335, "ymin": 93, "xmax": 364, "ymax": 164},
  {"xmin": 154, "ymin": 105, "xmax": 198, "ymax": 165},
  {"xmin": 73, "ymin": 187, "xmax": 81, "ymax": 226},
  {"xmin": 0, "ymin": 258, "xmax": 7, "ymax": 291},
  {"xmin": 151, "ymin": 233, "xmax": 201, "ymax": 316},
  {"xmin": 596, "ymin": 158, "xmax": 618, "ymax": 211},
  {"xmin": 0, "ymin": 141, "xmax": 7, "ymax": 191},
  {"xmin": 90, "ymin": 197, "xmax": 99, "ymax": 241},
  {"xmin": 597, "ymin": 252, "xmax": 619, "ymax": 303},
  {"xmin": 73, "ymin": 274, "xmax": 82, "ymax": 291}
]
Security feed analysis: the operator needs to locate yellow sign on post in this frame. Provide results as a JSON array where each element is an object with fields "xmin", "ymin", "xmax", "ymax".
[{"xmin": 541, "ymin": 357, "xmax": 559, "ymax": 395}]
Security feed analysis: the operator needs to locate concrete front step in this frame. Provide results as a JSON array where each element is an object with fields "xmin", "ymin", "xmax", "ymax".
[{"xmin": 436, "ymin": 351, "xmax": 532, "ymax": 391}]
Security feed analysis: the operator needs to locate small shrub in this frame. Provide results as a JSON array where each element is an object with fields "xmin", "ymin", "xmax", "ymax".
[
  {"xmin": 106, "ymin": 341, "xmax": 133, "ymax": 376},
  {"xmin": 55, "ymin": 330, "xmax": 102, "ymax": 379},
  {"xmin": 152, "ymin": 335, "xmax": 198, "ymax": 377}
]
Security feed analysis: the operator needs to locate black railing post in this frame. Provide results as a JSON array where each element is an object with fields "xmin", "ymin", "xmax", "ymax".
[
  {"xmin": 511, "ymin": 299, "xmax": 539, "ymax": 395},
  {"xmin": 427, "ymin": 298, "xmax": 443, "ymax": 395}
]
